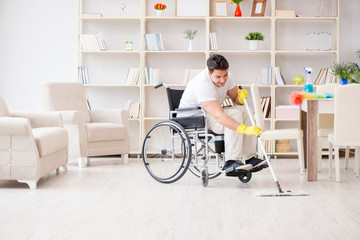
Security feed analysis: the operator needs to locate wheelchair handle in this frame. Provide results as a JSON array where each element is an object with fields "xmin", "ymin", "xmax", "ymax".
[{"xmin": 154, "ymin": 82, "xmax": 168, "ymax": 89}]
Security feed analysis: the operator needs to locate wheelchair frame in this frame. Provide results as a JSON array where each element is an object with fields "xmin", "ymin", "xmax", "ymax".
[{"xmin": 142, "ymin": 83, "xmax": 251, "ymax": 187}]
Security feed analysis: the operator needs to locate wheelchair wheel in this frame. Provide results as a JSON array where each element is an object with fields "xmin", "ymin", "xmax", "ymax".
[
  {"xmin": 188, "ymin": 164, "xmax": 221, "ymax": 179},
  {"xmin": 201, "ymin": 169, "xmax": 209, "ymax": 187},
  {"xmin": 238, "ymin": 171, "xmax": 252, "ymax": 183},
  {"xmin": 142, "ymin": 121, "xmax": 191, "ymax": 184}
]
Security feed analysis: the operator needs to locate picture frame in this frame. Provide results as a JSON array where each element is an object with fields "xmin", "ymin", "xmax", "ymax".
[
  {"xmin": 251, "ymin": 0, "xmax": 267, "ymax": 17},
  {"xmin": 176, "ymin": 0, "xmax": 206, "ymax": 17},
  {"xmin": 214, "ymin": 1, "xmax": 227, "ymax": 17}
]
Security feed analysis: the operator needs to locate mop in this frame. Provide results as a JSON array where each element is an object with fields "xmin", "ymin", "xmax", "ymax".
[{"xmin": 242, "ymin": 97, "xmax": 309, "ymax": 197}]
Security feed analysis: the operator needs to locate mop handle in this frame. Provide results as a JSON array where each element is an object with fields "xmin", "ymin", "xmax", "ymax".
[{"xmin": 242, "ymin": 98, "xmax": 280, "ymax": 185}]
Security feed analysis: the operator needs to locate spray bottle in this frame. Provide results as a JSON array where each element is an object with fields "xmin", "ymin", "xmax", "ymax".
[{"xmin": 304, "ymin": 67, "xmax": 313, "ymax": 93}]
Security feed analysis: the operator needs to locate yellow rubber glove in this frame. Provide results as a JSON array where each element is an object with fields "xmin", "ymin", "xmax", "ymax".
[
  {"xmin": 237, "ymin": 89, "xmax": 248, "ymax": 105},
  {"xmin": 236, "ymin": 124, "xmax": 261, "ymax": 135}
]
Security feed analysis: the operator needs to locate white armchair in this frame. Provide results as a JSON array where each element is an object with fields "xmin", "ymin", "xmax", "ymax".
[
  {"xmin": 0, "ymin": 97, "xmax": 68, "ymax": 189},
  {"xmin": 42, "ymin": 82, "xmax": 130, "ymax": 167}
]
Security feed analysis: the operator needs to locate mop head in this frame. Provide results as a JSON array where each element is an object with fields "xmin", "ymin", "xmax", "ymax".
[{"xmin": 255, "ymin": 190, "xmax": 310, "ymax": 197}]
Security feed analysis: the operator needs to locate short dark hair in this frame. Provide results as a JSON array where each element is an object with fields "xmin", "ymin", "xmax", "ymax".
[{"xmin": 207, "ymin": 54, "xmax": 229, "ymax": 73}]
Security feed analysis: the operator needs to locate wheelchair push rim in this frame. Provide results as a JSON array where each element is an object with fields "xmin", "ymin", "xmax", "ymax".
[{"xmin": 142, "ymin": 121, "xmax": 192, "ymax": 184}]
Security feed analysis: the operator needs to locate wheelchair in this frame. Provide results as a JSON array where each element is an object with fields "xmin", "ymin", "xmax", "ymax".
[{"xmin": 142, "ymin": 83, "xmax": 252, "ymax": 187}]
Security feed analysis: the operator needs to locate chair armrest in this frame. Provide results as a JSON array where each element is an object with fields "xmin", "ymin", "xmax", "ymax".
[
  {"xmin": 89, "ymin": 109, "xmax": 129, "ymax": 127},
  {"xmin": 56, "ymin": 110, "xmax": 84, "ymax": 125},
  {"xmin": 175, "ymin": 106, "xmax": 202, "ymax": 111},
  {"xmin": 0, "ymin": 117, "xmax": 32, "ymax": 135},
  {"xmin": 10, "ymin": 111, "xmax": 63, "ymax": 128}
]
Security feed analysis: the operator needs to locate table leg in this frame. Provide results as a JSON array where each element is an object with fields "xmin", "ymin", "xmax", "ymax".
[{"xmin": 307, "ymin": 101, "xmax": 318, "ymax": 181}]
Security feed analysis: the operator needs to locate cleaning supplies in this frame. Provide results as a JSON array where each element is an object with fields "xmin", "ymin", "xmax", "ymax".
[
  {"xmin": 236, "ymin": 124, "xmax": 261, "ymax": 135},
  {"xmin": 304, "ymin": 67, "xmax": 314, "ymax": 93}
]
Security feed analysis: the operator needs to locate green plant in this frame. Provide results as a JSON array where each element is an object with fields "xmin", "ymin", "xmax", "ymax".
[
  {"xmin": 245, "ymin": 32, "xmax": 264, "ymax": 41},
  {"xmin": 183, "ymin": 29, "xmax": 198, "ymax": 40},
  {"xmin": 230, "ymin": 0, "xmax": 246, "ymax": 5},
  {"xmin": 331, "ymin": 61, "xmax": 358, "ymax": 80},
  {"xmin": 357, "ymin": 49, "xmax": 360, "ymax": 59}
]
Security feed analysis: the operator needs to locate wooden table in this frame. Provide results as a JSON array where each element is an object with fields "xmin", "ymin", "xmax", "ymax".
[{"xmin": 301, "ymin": 99, "xmax": 334, "ymax": 181}]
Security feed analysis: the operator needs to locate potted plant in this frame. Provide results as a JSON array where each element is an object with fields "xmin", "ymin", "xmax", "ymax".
[
  {"xmin": 184, "ymin": 29, "xmax": 198, "ymax": 51},
  {"xmin": 245, "ymin": 32, "xmax": 264, "ymax": 51},
  {"xmin": 154, "ymin": 3, "xmax": 166, "ymax": 17},
  {"xmin": 331, "ymin": 61, "xmax": 358, "ymax": 85}
]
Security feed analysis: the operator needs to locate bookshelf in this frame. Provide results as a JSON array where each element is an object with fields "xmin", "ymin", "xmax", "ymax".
[{"xmin": 78, "ymin": 0, "xmax": 339, "ymax": 156}]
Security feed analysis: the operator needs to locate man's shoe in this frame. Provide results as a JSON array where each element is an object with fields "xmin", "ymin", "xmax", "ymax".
[
  {"xmin": 222, "ymin": 160, "xmax": 252, "ymax": 176},
  {"xmin": 246, "ymin": 157, "xmax": 268, "ymax": 172}
]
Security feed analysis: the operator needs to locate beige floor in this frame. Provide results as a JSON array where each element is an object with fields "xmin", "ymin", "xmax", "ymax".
[{"xmin": 0, "ymin": 157, "xmax": 359, "ymax": 240}]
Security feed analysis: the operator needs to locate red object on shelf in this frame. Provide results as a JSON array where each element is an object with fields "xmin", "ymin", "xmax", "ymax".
[{"xmin": 235, "ymin": 5, "xmax": 242, "ymax": 17}]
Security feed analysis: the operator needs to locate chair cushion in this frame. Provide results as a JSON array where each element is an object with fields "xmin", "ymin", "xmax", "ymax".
[
  {"xmin": 0, "ymin": 97, "xmax": 10, "ymax": 117},
  {"xmin": 32, "ymin": 127, "xmax": 68, "ymax": 157},
  {"xmin": 86, "ymin": 123, "xmax": 127, "ymax": 142},
  {"xmin": 261, "ymin": 129, "xmax": 303, "ymax": 140}
]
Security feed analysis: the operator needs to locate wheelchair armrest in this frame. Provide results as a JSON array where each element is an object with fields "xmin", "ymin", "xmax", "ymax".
[{"xmin": 174, "ymin": 106, "xmax": 202, "ymax": 111}]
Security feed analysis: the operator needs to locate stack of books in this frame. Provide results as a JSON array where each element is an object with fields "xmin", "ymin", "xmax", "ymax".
[
  {"xmin": 78, "ymin": 66, "xmax": 89, "ymax": 84},
  {"xmin": 125, "ymin": 68, "xmax": 141, "ymax": 85},
  {"xmin": 144, "ymin": 33, "xmax": 164, "ymax": 51},
  {"xmin": 209, "ymin": 32, "xmax": 218, "ymax": 50},
  {"xmin": 315, "ymin": 0, "xmax": 337, "ymax": 17},
  {"xmin": 80, "ymin": 32, "xmax": 107, "ymax": 51},
  {"xmin": 274, "ymin": 67, "xmax": 286, "ymax": 85},
  {"xmin": 261, "ymin": 96, "xmax": 271, "ymax": 118},
  {"xmin": 314, "ymin": 68, "xmax": 336, "ymax": 84},
  {"xmin": 256, "ymin": 67, "xmax": 272, "ymax": 85},
  {"xmin": 144, "ymin": 67, "xmax": 160, "ymax": 85},
  {"xmin": 124, "ymin": 100, "xmax": 140, "ymax": 119}
]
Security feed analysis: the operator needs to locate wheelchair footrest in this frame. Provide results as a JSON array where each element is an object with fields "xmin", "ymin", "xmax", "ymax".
[{"xmin": 225, "ymin": 167, "xmax": 249, "ymax": 177}]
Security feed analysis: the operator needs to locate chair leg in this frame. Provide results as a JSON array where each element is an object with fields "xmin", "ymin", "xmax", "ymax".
[
  {"xmin": 335, "ymin": 146, "xmax": 340, "ymax": 182},
  {"xmin": 356, "ymin": 146, "xmax": 360, "ymax": 177},
  {"xmin": 297, "ymin": 138, "xmax": 305, "ymax": 174},
  {"xmin": 17, "ymin": 180, "xmax": 37, "ymax": 190},
  {"xmin": 78, "ymin": 157, "xmax": 87, "ymax": 168},
  {"xmin": 121, "ymin": 154, "xmax": 129, "ymax": 164},
  {"xmin": 345, "ymin": 146, "xmax": 350, "ymax": 169},
  {"xmin": 328, "ymin": 142, "xmax": 333, "ymax": 178},
  {"xmin": 317, "ymin": 137, "xmax": 322, "ymax": 172}
]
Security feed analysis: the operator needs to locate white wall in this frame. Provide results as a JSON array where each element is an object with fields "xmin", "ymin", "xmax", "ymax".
[
  {"xmin": 0, "ymin": 0, "xmax": 359, "ymax": 110},
  {"xmin": 0, "ymin": 0, "xmax": 78, "ymax": 110}
]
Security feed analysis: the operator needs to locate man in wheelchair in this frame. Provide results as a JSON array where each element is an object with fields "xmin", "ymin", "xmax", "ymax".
[{"xmin": 179, "ymin": 54, "xmax": 268, "ymax": 175}]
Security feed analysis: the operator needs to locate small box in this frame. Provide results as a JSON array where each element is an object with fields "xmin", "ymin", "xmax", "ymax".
[
  {"xmin": 276, "ymin": 10, "xmax": 296, "ymax": 17},
  {"xmin": 275, "ymin": 105, "xmax": 300, "ymax": 120},
  {"xmin": 276, "ymin": 140, "xmax": 290, "ymax": 153}
]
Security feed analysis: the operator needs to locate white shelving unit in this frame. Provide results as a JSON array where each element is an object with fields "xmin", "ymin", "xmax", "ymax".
[{"xmin": 78, "ymin": 0, "xmax": 339, "ymax": 156}]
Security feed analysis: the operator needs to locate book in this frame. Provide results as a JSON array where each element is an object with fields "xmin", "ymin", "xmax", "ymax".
[
  {"xmin": 125, "ymin": 68, "xmax": 140, "ymax": 85},
  {"xmin": 275, "ymin": 10, "xmax": 296, "ymax": 17},
  {"xmin": 274, "ymin": 67, "xmax": 285, "ymax": 85},
  {"xmin": 262, "ymin": 96, "xmax": 271, "ymax": 118}
]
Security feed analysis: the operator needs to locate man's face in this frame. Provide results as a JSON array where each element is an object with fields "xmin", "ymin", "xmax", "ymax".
[{"xmin": 209, "ymin": 69, "xmax": 229, "ymax": 87}]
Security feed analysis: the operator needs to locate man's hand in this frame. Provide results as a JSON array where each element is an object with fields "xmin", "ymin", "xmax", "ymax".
[
  {"xmin": 236, "ymin": 124, "xmax": 261, "ymax": 135},
  {"xmin": 237, "ymin": 89, "xmax": 248, "ymax": 105}
]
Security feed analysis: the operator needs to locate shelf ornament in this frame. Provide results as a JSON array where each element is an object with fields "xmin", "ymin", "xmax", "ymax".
[
  {"xmin": 154, "ymin": 3, "xmax": 167, "ymax": 17},
  {"xmin": 230, "ymin": 0, "xmax": 246, "ymax": 17},
  {"xmin": 183, "ymin": 29, "xmax": 198, "ymax": 51}
]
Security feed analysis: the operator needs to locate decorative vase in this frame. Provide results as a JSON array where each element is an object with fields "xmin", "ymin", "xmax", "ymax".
[
  {"xmin": 188, "ymin": 40, "xmax": 193, "ymax": 51},
  {"xmin": 341, "ymin": 79, "xmax": 348, "ymax": 85},
  {"xmin": 155, "ymin": 10, "xmax": 164, "ymax": 17},
  {"xmin": 248, "ymin": 40, "xmax": 260, "ymax": 51},
  {"xmin": 234, "ymin": 4, "xmax": 242, "ymax": 17}
]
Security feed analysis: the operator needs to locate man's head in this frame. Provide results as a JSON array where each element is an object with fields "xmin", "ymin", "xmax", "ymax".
[{"xmin": 207, "ymin": 54, "xmax": 229, "ymax": 87}]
